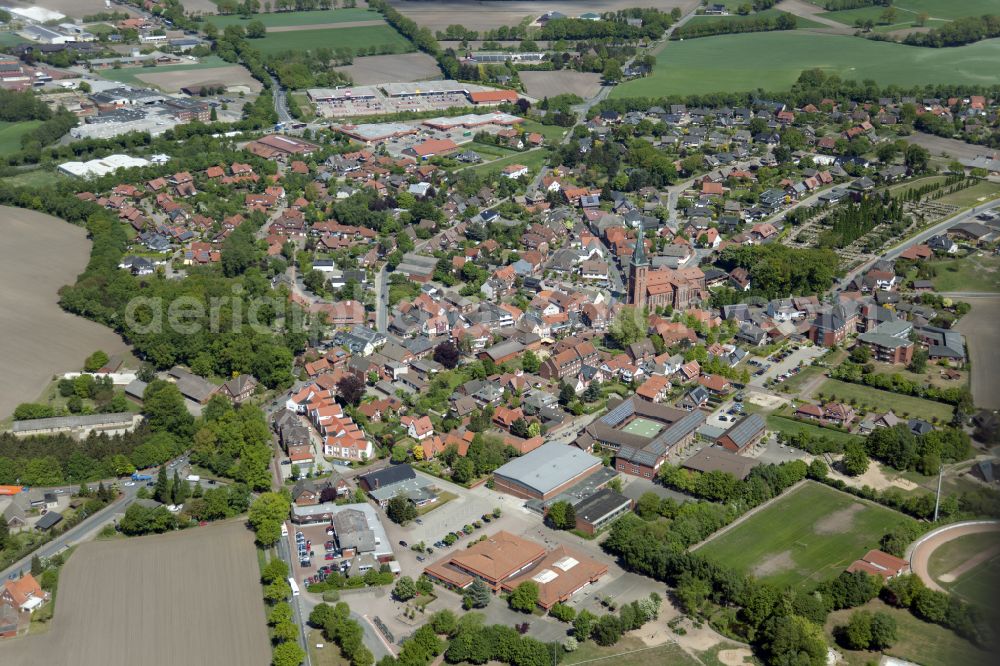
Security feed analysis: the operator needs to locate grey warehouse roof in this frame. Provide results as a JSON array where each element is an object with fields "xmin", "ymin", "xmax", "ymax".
[{"xmin": 493, "ymin": 443, "xmax": 601, "ymax": 495}]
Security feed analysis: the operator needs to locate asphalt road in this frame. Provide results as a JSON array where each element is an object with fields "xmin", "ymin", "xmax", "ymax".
[
  {"xmin": 836, "ymin": 199, "xmax": 1000, "ymax": 294},
  {"xmin": 0, "ymin": 456, "xmax": 189, "ymax": 580}
]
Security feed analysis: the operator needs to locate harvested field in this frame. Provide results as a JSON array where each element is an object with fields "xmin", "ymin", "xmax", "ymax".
[
  {"xmin": 0, "ymin": 520, "xmax": 270, "ymax": 666},
  {"xmin": 136, "ymin": 64, "xmax": 262, "ymax": 93},
  {"xmin": 0, "ymin": 207, "xmax": 130, "ymax": 420},
  {"xmin": 698, "ymin": 481, "xmax": 910, "ymax": 588},
  {"xmin": 253, "ymin": 24, "xmax": 412, "ymax": 55},
  {"xmin": 955, "ymin": 295, "xmax": 1000, "ymax": 410},
  {"xmin": 179, "ymin": 0, "xmax": 221, "ymax": 15},
  {"xmin": 902, "ymin": 132, "xmax": 996, "ymax": 162},
  {"xmin": 388, "ymin": 0, "xmax": 697, "ymax": 32},
  {"xmin": 336, "ymin": 52, "xmax": 441, "ymax": 85},
  {"xmin": 519, "ymin": 71, "xmax": 603, "ymax": 100},
  {"xmin": 203, "ymin": 7, "xmax": 377, "ymax": 29}
]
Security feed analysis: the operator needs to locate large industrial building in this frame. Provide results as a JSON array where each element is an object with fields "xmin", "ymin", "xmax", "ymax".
[
  {"xmin": 492, "ymin": 443, "xmax": 602, "ymax": 501},
  {"xmin": 423, "ymin": 531, "xmax": 607, "ymax": 609}
]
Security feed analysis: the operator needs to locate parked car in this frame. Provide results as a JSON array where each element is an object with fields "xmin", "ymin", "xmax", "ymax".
[
  {"xmin": 416, "ymin": 556, "xmax": 425, "ymax": 562},
  {"xmin": 325, "ymin": 553, "xmax": 335, "ymax": 560},
  {"xmin": 399, "ymin": 540, "xmax": 408, "ymax": 547}
]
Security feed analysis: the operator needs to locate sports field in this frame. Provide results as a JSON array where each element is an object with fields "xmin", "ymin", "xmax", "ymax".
[
  {"xmin": 927, "ymin": 530, "xmax": 1000, "ymax": 609},
  {"xmin": 252, "ymin": 25, "xmax": 413, "ymax": 55},
  {"xmin": 203, "ymin": 7, "xmax": 377, "ymax": 29},
  {"xmin": 621, "ymin": 417, "xmax": 664, "ymax": 438},
  {"xmin": 816, "ymin": 379, "xmax": 954, "ymax": 423},
  {"xmin": 0, "ymin": 520, "xmax": 269, "ymax": 666},
  {"xmin": 697, "ymin": 482, "xmax": 911, "ymax": 588},
  {"xmin": 612, "ymin": 33, "xmax": 1000, "ymax": 97}
]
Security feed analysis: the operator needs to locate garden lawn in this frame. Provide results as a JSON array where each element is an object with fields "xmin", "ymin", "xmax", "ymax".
[
  {"xmin": 766, "ymin": 415, "xmax": 861, "ymax": 447},
  {"xmin": 468, "ymin": 147, "xmax": 547, "ymax": 178},
  {"xmin": 204, "ymin": 8, "xmax": 377, "ymax": 29},
  {"xmin": 0, "ymin": 120, "xmax": 41, "ymax": 153},
  {"xmin": 252, "ymin": 25, "xmax": 412, "ymax": 55},
  {"xmin": 816, "ymin": 379, "xmax": 954, "ymax": 422},
  {"xmin": 930, "ymin": 253, "xmax": 1000, "ymax": 293},
  {"xmin": 824, "ymin": 599, "xmax": 992, "ymax": 666},
  {"xmin": 519, "ymin": 119, "xmax": 568, "ymax": 144},
  {"xmin": 612, "ymin": 33, "xmax": 1000, "ymax": 97},
  {"xmin": 697, "ymin": 482, "xmax": 910, "ymax": 588}
]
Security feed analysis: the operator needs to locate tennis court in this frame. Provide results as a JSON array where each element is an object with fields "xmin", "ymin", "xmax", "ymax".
[{"xmin": 620, "ymin": 417, "xmax": 663, "ymax": 439}]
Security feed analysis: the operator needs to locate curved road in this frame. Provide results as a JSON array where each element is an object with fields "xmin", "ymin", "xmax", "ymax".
[{"xmin": 907, "ymin": 520, "xmax": 1000, "ymax": 592}]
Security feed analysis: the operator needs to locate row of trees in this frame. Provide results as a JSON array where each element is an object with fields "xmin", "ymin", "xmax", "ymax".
[
  {"xmin": 903, "ymin": 14, "xmax": 1000, "ymax": 48},
  {"xmin": 310, "ymin": 601, "xmax": 375, "ymax": 666},
  {"xmin": 672, "ymin": 12, "xmax": 796, "ymax": 40},
  {"xmin": 260, "ymin": 557, "xmax": 305, "ymax": 666},
  {"xmin": 658, "ymin": 458, "xmax": 815, "ymax": 506}
]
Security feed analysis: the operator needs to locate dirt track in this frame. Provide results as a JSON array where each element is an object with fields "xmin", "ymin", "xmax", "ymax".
[
  {"xmin": 908, "ymin": 521, "xmax": 1000, "ymax": 592},
  {"xmin": 0, "ymin": 207, "xmax": 131, "ymax": 419},
  {"xmin": 0, "ymin": 521, "xmax": 270, "ymax": 666}
]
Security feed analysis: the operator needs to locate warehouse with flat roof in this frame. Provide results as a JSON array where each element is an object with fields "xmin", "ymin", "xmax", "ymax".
[{"xmin": 492, "ymin": 443, "xmax": 602, "ymax": 501}]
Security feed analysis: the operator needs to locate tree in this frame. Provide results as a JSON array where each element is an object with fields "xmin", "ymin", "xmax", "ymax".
[
  {"xmin": 916, "ymin": 11, "xmax": 929, "ymax": 27},
  {"xmin": 262, "ymin": 558, "xmax": 289, "ymax": 584},
  {"xmin": 545, "ymin": 500, "xmax": 576, "ymax": 530},
  {"xmin": 464, "ymin": 578, "xmax": 491, "ymax": 608},
  {"xmin": 143, "ymin": 380, "xmax": 194, "ymax": 438},
  {"xmin": 172, "ymin": 470, "xmax": 188, "ymax": 505},
  {"xmin": 904, "ymin": 144, "xmax": 930, "ymax": 172},
  {"xmin": 30, "ymin": 555, "xmax": 43, "ymax": 576},
  {"xmin": 84, "ymin": 350, "xmax": 109, "ymax": 372},
  {"xmin": 841, "ymin": 610, "xmax": 873, "ymax": 650},
  {"xmin": 559, "ymin": 382, "xmax": 576, "ymax": 406},
  {"xmin": 433, "ymin": 341, "xmax": 461, "ymax": 369},
  {"xmin": 386, "ymin": 495, "xmax": 417, "ymax": 525},
  {"xmin": 869, "ymin": 611, "xmax": 897, "ymax": 649},
  {"xmin": 880, "ymin": 6, "xmax": 897, "ymax": 25},
  {"xmin": 521, "ymin": 350, "xmax": 540, "ymax": 373},
  {"xmin": 508, "ymin": 580, "xmax": 539, "ymax": 612},
  {"xmin": 451, "ymin": 456, "xmax": 475, "ymax": 484},
  {"xmin": 843, "ymin": 441, "xmax": 869, "ymax": 476},
  {"xmin": 245, "ymin": 19, "xmax": 266, "ymax": 38},
  {"xmin": 272, "ymin": 640, "xmax": 305, "ymax": 666},
  {"xmin": 393, "ymin": 575, "xmax": 417, "ymax": 601},
  {"xmin": 592, "ymin": 614, "xmax": 622, "ymax": 646},
  {"xmin": 761, "ymin": 614, "xmax": 827, "ymax": 666},
  {"xmin": 337, "ymin": 374, "xmax": 365, "ymax": 407},
  {"xmin": 908, "ymin": 349, "xmax": 928, "ymax": 374},
  {"xmin": 248, "ymin": 492, "xmax": 290, "ymax": 546},
  {"xmin": 609, "ymin": 307, "xmax": 643, "ymax": 348},
  {"xmin": 602, "ymin": 60, "xmax": 623, "ymax": 83},
  {"xmin": 153, "ymin": 464, "xmax": 171, "ymax": 503},
  {"xmin": 573, "ymin": 609, "xmax": 597, "ymax": 639}
]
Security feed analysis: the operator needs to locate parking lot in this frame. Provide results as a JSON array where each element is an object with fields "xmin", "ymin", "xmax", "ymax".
[
  {"xmin": 287, "ymin": 521, "xmax": 352, "ymax": 589},
  {"xmin": 748, "ymin": 343, "xmax": 825, "ymax": 387}
]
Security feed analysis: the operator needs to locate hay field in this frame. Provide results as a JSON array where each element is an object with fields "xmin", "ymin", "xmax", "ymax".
[
  {"xmin": 697, "ymin": 482, "xmax": 910, "ymax": 588},
  {"xmin": 336, "ymin": 52, "xmax": 441, "ymax": 85},
  {"xmin": 3, "ymin": 0, "xmax": 133, "ymax": 19},
  {"xmin": 0, "ymin": 207, "xmax": 131, "ymax": 420},
  {"xmin": 956, "ymin": 296, "xmax": 1000, "ymax": 411},
  {"xmin": 612, "ymin": 32, "xmax": 1000, "ymax": 97},
  {"xmin": 0, "ymin": 520, "xmax": 270, "ymax": 666},
  {"xmin": 137, "ymin": 64, "xmax": 263, "ymax": 93},
  {"xmin": 253, "ymin": 24, "xmax": 412, "ymax": 55},
  {"xmin": 388, "ymin": 0, "xmax": 698, "ymax": 32},
  {"xmin": 519, "ymin": 71, "xmax": 603, "ymax": 100}
]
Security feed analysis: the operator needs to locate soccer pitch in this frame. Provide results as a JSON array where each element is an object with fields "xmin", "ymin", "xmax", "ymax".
[{"xmin": 620, "ymin": 417, "xmax": 664, "ymax": 439}]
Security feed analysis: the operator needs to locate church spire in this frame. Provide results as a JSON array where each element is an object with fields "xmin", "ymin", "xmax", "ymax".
[{"xmin": 631, "ymin": 230, "xmax": 648, "ymax": 266}]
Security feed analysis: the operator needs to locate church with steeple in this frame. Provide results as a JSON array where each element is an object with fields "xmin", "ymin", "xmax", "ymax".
[{"xmin": 627, "ymin": 234, "xmax": 648, "ymax": 309}]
